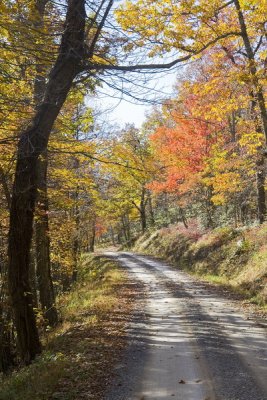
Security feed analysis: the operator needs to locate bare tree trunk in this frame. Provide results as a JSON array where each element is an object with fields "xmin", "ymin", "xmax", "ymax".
[
  {"xmin": 7, "ymin": 0, "xmax": 86, "ymax": 363},
  {"xmin": 256, "ymin": 157, "xmax": 266, "ymax": 224},
  {"xmin": 234, "ymin": 0, "xmax": 267, "ymax": 223},
  {"xmin": 148, "ymin": 192, "xmax": 155, "ymax": 226},
  {"xmin": 89, "ymin": 220, "xmax": 96, "ymax": 253},
  {"xmin": 35, "ymin": 153, "xmax": 57, "ymax": 325},
  {"xmin": 121, "ymin": 214, "xmax": 130, "ymax": 242},
  {"xmin": 0, "ymin": 167, "xmax": 11, "ymax": 210},
  {"xmin": 249, "ymin": 92, "xmax": 267, "ymax": 223},
  {"xmin": 139, "ymin": 188, "xmax": 147, "ymax": 234},
  {"xmin": 72, "ymin": 187, "xmax": 80, "ymax": 282},
  {"xmin": 125, "ymin": 213, "xmax": 131, "ymax": 240},
  {"xmin": 179, "ymin": 207, "xmax": 188, "ymax": 229},
  {"xmin": 140, "ymin": 205, "xmax": 147, "ymax": 234},
  {"xmin": 234, "ymin": 0, "xmax": 267, "ymax": 140},
  {"xmin": 33, "ymin": 0, "xmax": 58, "ymax": 326},
  {"xmin": 0, "ymin": 269, "xmax": 14, "ymax": 373},
  {"xmin": 110, "ymin": 226, "xmax": 116, "ymax": 246}
]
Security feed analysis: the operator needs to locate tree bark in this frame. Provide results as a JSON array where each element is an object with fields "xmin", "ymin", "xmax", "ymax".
[
  {"xmin": 233, "ymin": 0, "xmax": 267, "ymax": 223},
  {"xmin": 35, "ymin": 153, "xmax": 57, "ymax": 325},
  {"xmin": 250, "ymin": 92, "xmax": 266, "ymax": 223},
  {"xmin": 234, "ymin": 0, "xmax": 267, "ymax": 141},
  {"xmin": 7, "ymin": 0, "xmax": 86, "ymax": 363},
  {"xmin": 140, "ymin": 189, "xmax": 147, "ymax": 234},
  {"xmin": 72, "ymin": 186, "xmax": 80, "ymax": 282},
  {"xmin": 110, "ymin": 226, "xmax": 116, "ymax": 246},
  {"xmin": 148, "ymin": 192, "xmax": 155, "ymax": 226},
  {"xmin": 0, "ymin": 167, "xmax": 11, "ymax": 210},
  {"xmin": 89, "ymin": 220, "xmax": 96, "ymax": 253},
  {"xmin": 256, "ymin": 157, "xmax": 266, "ymax": 224},
  {"xmin": 33, "ymin": 0, "xmax": 58, "ymax": 326}
]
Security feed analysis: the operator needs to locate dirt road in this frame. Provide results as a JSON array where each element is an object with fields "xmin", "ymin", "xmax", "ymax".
[{"xmin": 104, "ymin": 252, "xmax": 267, "ymax": 400}]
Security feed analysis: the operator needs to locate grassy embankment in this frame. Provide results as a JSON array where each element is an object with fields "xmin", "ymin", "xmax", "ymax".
[
  {"xmin": 133, "ymin": 221, "xmax": 267, "ymax": 308},
  {"xmin": 0, "ymin": 254, "xmax": 132, "ymax": 400}
]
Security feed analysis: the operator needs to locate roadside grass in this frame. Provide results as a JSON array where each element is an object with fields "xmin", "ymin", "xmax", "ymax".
[
  {"xmin": 134, "ymin": 221, "xmax": 267, "ymax": 310},
  {"xmin": 0, "ymin": 255, "xmax": 129, "ymax": 400}
]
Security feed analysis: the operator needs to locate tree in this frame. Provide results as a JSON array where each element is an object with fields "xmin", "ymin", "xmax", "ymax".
[
  {"xmin": 117, "ymin": 0, "xmax": 267, "ymax": 221},
  {"xmin": 8, "ymin": 0, "xmax": 87, "ymax": 364},
  {"xmin": 98, "ymin": 125, "xmax": 157, "ymax": 236},
  {"xmin": 33, "ymin": 0, "xmax": 58, "ymax": 328},
  {"xmin": 4, "ymin": 0, "xmax": 266, "ymax": 365}
]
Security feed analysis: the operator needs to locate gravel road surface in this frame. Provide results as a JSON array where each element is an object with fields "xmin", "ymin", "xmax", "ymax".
[{"xmin": 104, "ymin": 252, "xmax": 267, "ymax": 400}]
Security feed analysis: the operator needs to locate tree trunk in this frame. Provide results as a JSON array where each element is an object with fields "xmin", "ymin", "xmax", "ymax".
[
  {"xmin": 234, "ymin": 0, "xmax": 267, "ymax": 141},
  {"xmin": 256, "ymin": 157, "xmax": 266, "ymax": 224},
  {"xmin": 89, "ymin": 220, "xmax": 96, "ymax": 253},
  {"xmin": 7, "ymin": 0, "xmax": 86, "ymax": 363},
  {"xmin": 0, "ymin": 167, "xmax": 11, "ymax": 210},
  {"xmin": 121, "ymin": 215, "xmax": 130, "ymax": 242},
  {"xmin": 249, "ymin": 92, "xmax": 266, "ymax": 224},
  {"xmin": 179, "ymin": 207, "xmax": 188, "ymax": 229},
  {"xmin": 0, "ymin": 268, "xmax": 14, "ymax": 373},
  {"xmin": 33, "ymin": 0, "xmax": 57, "ymax": 326},
  {"xmin": 0, "ymin": 310, "xmax": 14, "ymax": 373},
  {"xmin": 140, "ymin": 206, "xmax": 147, "ymax": 234},
  {"xmin": 29, "ymin": 249, "xmax": 38, "ymax": 308},
  {"xmin": 234, "ymin": 0, "xmax": 267, "ymax": 223},
  {"xmin": 148, "ymin": 192, "xmax": 155, "ymax": 226},
  {"xmin": 139, "ymin": 188, "xmax": 147, "ymax": 234},
  {"xmin": 72, "ymin": 185, "xmax": 80, "ymax": 282},
  {"xmin": 125, "ymin": 213, "xmax": 131, "ymax": 240},
  {"xmin": 35, "ymin": 153, "xmax": 58, "ymax": 325},
  {"xmin": 110, "ymin": 226, "xmax": 116, "ymax": 246}
]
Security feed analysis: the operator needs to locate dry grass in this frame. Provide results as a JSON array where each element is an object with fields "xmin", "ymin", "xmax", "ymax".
[
  {"xmin": 0, "ymin": 255, "xmax": 133, "ymax": 400},
  {"xmin": 134, "ymin": 221, "xmax": 267, "ymax": 309}
]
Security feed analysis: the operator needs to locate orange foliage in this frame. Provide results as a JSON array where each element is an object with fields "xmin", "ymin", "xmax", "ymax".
[{"xmin": 150, "ymin": 112, "xmax": 213, "ymax": 195}]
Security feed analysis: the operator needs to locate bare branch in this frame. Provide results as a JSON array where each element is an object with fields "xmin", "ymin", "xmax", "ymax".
[{"xmin": 83, "ymin": 32, "xmax": 241, "ymax": 73}]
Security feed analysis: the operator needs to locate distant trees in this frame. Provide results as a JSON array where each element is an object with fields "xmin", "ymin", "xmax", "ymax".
[
  {"xmin": 0, "ymin": 0, "xmax": 265, "ymax": 371},
  {"xmin": 97, "ymin": 125, "xmax": 158, "ymax": 239},
  {"xmin": 117, "ymin": 0, "xmax": 267, "ymax": 222}
]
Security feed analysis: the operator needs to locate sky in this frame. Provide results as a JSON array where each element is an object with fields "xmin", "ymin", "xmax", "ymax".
[{"xmin": 92, "ymin": 68, "xmax": 179, "ymax": 129}]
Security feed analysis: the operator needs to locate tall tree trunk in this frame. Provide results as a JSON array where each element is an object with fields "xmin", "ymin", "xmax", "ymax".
[
  {"xmin": 140, "ymin": 189, "xmax": 147, "ymax": 234},
  {"xmin": 140, "ymin": 206, "xmax": 147, "ymax": 234},
  {"xmin": 0, "ymin": 268, "xmax": 14, "ymax": 373},
  {"xmin": 234, "ymin": 0, "xmax": 267, "ymax": 223},
  {"xmin": 125, "ymin": 213, "xmax": 131, "ymax": 240},
  {"xmin": 33, "ymin": 0, "xmax": 58, "ymax": 326},
  {"xmin": 72, "ymin": 188, "xmax": 80, "ymax": 282},
  {"xmin": 148, "ymin": 192, "xmax": 155, "ymax": 226},
  {"xmin": 121, "ymin": 214, "xmax": 130, "ymax": 242},
  {"xmin": 250, "ymin": 93, "xmax": 267, "ymax": 223},
  {"xmin": 179, "ymin": 207, "xmax": 188, "ymax": 229},
  {"xmin": 256, "ymin": 156, "xmax": 266, "ymax": 224},
  {"xmin": 0, "ymin": 167, "xmax": 11, "ymax": 210},
  {"xmin": 110, "ymin": 226, "xmax": 116, "ymax": 246},
  {"xmin": 89, "ymin": 219, "xmax": 96, "ymax": 253},
  {"xmin": 234, "ymin": 0, "xmax": 267, "ymax": 141},
  {"xmin": 35, "ymin": 153, "xmax": 57, "ymax": 325},
  {"xmin": 29, "ymin": 250, "xmax": 38, "ymax": 308},
  {"xmin": 7, "ymin": 0, "xmax": 86, "ymax": 363}
]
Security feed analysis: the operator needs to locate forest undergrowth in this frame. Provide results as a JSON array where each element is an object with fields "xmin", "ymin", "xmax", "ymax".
[
  {"xmin": 133, "ymin": 221, "xmax": 267, "ymax": 311},
  {"xmin": 0, "ymin": 255, "xmax": 136, "ymax": 400}
]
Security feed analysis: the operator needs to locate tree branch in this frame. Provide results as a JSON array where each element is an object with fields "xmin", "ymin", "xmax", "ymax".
[{"xmin": 83, "ymin": 32, "xmax": 241, "ymax": 73}]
